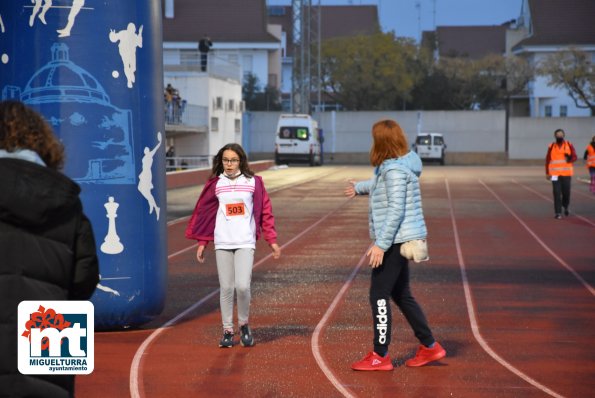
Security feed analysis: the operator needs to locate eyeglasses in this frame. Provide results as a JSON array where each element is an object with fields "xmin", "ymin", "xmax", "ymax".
[{"xmin": 222, "ymin": 158, "xmax": 240, "ymax": 164}]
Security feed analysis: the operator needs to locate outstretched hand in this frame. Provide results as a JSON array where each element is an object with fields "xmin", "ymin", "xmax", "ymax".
[{"xmin": 344, "ymin": 179, "xmax": 356, "ymax": 198}]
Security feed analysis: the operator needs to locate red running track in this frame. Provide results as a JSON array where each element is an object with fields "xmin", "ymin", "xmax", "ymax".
[{"xmin": 76, "ymin": 166, "xmax": 595, "ymax": 397}]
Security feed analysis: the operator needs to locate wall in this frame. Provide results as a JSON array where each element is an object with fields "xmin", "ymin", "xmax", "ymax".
[
  {"xmin": 245, "ymin": 110, "xmax": 595, "ymax": 163},
  {"xmin": 509, "ymin": 117, "xmax": 595, "ymax": 159}
]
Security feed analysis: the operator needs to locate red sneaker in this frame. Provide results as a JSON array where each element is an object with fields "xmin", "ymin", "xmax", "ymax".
[
  {"xmin": 351, "ymin": 351, "xmax": 394, "ymax": 371},
  {"xmin": 405, "ymin": 342, "xmax": 446, "ymax": 367}
]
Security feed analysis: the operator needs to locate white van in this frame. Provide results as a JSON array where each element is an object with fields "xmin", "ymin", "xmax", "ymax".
[
  {"xmin": 274, "ymin": 114, "xmax": 323, "ymax": 166},
  {"xmin": 413, "ymin": 132, "xmax": 447, "ymax": 165}
]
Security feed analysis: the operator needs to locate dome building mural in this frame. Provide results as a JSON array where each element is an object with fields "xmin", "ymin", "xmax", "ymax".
[{"xmin": 4, "ymin": 43, "xmax": 136, "ymax": 184}]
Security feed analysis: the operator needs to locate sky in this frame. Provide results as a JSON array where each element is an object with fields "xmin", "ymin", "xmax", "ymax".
[{"xmin": 267, "ymin": 0, "xmax": 523, "ymax": 42}]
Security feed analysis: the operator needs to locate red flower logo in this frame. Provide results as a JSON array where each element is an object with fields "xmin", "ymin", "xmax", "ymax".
[{"xmin": 21, "ymin": 305, "xmax": 72, "ymax": 350}]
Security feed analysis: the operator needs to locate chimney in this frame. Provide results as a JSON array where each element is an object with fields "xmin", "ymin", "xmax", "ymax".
[{"xmin": 165, "ymin": 0, "xmax": 174, "ymax": 19}]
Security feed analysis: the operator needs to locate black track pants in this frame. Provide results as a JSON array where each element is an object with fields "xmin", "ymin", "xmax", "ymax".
[{"xmin": 369, "ymin": 243, "xmax": 434, "ymax": 352}]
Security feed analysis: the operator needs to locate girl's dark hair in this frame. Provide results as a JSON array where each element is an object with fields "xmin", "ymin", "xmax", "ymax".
[
  {"xmin": 211, "ymin": 143, "xmax": 254, "ymax": 178},
  {"xmin": 554, "ymin": 128, "xmax": 565, "ymax": 136},
  {"xmin": 0, "ymin": 100, "xmax": 65, "ymax": 170}
]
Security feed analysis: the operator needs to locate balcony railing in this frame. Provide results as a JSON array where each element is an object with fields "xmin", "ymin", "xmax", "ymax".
[
  {"xmin": 164, "ymin": 52, "xmax": 242, "ymax": 82},
  {"xmin": 164, "ymin": 103, "xmax": 208, "ymax": 128}
]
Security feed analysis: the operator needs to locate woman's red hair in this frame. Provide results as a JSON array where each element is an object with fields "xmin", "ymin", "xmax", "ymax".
[{"xmin": 369, "ymin": 119, "xmax": 409, "ymax": 166}]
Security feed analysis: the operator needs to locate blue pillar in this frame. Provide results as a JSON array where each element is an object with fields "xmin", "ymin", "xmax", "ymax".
[{"xmin": 0, "ymin": 1, "xmax": 167, "ymax": 329}]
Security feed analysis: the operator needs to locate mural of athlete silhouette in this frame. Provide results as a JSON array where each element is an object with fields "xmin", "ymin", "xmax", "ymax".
[
  {"xmin": 138, "ymin": 131, "xmax": 161, "ymax": 220},
  {"xmin": 109, "ymin": 22, "xmax": 143, "ymax": 88},
  {"xmin": 29, "ymin": 0, "xmax": 52, "ymax": 27},
  {"xmin": 57, "ymin": 0, "xmax": 85, "ymax": 38}
]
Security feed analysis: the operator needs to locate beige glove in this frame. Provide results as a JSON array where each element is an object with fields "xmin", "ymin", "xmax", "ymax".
[{"xmin": 400, "ymin": 239, "xmax": 429, "ymax": 263}]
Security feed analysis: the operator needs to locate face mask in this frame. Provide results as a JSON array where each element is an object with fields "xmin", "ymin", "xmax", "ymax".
[{"xmin": 556, "ymin": 137, "xmax": 564, "ymax": 143}]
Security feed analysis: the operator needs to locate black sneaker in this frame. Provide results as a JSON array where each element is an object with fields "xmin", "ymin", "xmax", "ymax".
[
  {"xmin": 219, "ymin": 330, "xmax": 234, "ymax": 348},
  {"xmin": 239, "ymin": 324, "xmax": 254, "ymax": 347},
  {"xmin": 555, "ymin": 214, "xmax": 562, "ymax": 219},
  {"xmin": 564, "ymin": 208, "xmax": 569, "ymax": 216}
]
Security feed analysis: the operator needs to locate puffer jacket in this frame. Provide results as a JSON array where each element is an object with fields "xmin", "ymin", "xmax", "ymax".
[
  {"xmin": 355, "ymin": 151, "xmax": 427, "ymax": 251},
  {"xmin": 0, "ymin": 158, "xmax": 100, "ymax": 398}
]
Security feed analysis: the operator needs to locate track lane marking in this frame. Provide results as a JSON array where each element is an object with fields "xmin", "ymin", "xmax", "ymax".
[
  {"xmin": 511, "ymin": 179, "xmax": 595, "ymax": 227},
  {"xmin": 130, "ymin": 198, "xmax": 353, "ymax": 398},
  {"xmin": 479, "ymin": 179, "xmax": 595, "ymax": 296},
  {"xmin": 311, "ymin": 251, "xmax": 369, "ymax": 398},
  {"xmin": 446, "ymin": 178, "xmax": 565, "ymax": 398}
]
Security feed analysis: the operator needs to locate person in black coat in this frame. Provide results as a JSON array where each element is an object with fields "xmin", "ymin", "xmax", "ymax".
[
  {"xmin": 0, "ymin": 101, "xmax": 100, "ymax": 398},
  {"xmin": 199, "ymin": 35, "xmax": 212, "ymax": 72}
]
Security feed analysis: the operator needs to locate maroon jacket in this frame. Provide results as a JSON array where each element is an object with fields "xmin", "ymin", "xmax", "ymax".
[{"xmin": 185, "ymin": 175, "xmax": 277, "ymax": 246}]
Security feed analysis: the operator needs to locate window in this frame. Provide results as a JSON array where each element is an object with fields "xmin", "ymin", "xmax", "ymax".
[
  {"xmin": 545, "ymin": 105, "xmax": 552, "ymax": 117},
  {"xmin": 560, "ymin": 105, "xmax": 568, "ymax": 117},
  {"xmin": 228, "ymin": 99, "xmax": 235, "ymax": 112},
  {"xmin": 278, "ymin": 127, "xmax": 309, "ymax": 141},
  {"xmin": 211, "ymin": 117, "xmax": 219, "ymax": 131},
  {"xmin": 416, "ymin": 135, "xmax": 431, "ymax": 145},
  {"xmin": 235, "ymin": 119, "xmax": 241, "ymax": 133},
  {"xmin": 433, "ymin": 136, "xmax": 444, "ymax": 145},
  {"xmin": 239, "ymin": 101, "xmax": 246, "ymax": 112},
  {"xmin": 214, "ymin": 97, "xmax": 223, "ymax": 110}
]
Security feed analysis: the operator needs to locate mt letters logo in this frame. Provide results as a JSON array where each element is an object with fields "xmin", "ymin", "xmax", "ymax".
[{"xmin": 18, "ymin": 301, "xmax": 94, "ymax": 375}]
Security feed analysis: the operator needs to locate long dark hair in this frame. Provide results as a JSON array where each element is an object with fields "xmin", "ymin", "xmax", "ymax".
[{"xmin": 211, "ymin": 143, "xmax": 254, "ymax": 178}]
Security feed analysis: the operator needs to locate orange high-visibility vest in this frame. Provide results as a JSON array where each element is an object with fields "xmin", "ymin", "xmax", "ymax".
[
  {"xmin": 548, "ymin": 141, "xmax": 573, "ymax": 176},
  {"xmin": 587, "ymin": 144, "xmax": 595, "ymax": 168}
]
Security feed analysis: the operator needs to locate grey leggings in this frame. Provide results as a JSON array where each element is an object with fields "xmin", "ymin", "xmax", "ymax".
[{"xmin": 215, "ymin": 248, "xmax": 255, "ymax": 330}]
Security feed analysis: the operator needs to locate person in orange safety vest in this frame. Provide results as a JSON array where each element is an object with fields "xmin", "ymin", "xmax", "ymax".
[
  {"xmin": 545, "ymin": 129, "xmax": 577, "ymax": 219},
  {"xmin": 584, "ymin": 135, "xmax": 595, "ymax": 194}
]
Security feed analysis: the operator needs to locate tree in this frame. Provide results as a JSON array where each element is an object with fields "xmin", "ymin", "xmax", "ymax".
[
  {"xmin": 242, "ymin": 73, "xmax": 282, "ymax": 111},
  {"xmin": 411, "ymin": 54, "xmax": 532, "ymax": 111},
  {"xmin": 539, "ymin": 49, "xmax": 595, "ymax": 114},
  {"xmin": 320, "ymin": 32, "xmax": 419, "ymax": 110}
]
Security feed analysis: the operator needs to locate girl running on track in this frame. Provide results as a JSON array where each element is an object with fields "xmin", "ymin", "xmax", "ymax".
[
  {"xmin": 345, "ymin": 119, "xmax": 446, "ymax": 371},
  {"xmin": 186, "ymin": 143, "xmax": 281, "ymax": 348}
]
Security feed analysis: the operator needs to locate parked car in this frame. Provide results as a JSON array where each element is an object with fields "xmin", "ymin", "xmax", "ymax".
[
  {"xmin": 413, "ymin": 132, "xmax": 446, "ymax": 165},
  {"xmin": 274, "ymin": 114, "xmax": 323, "ymax": 166}
]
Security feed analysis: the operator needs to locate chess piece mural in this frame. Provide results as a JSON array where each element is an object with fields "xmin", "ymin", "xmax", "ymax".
[
  {"xmin": 0, "ymin": 1, "xmax": 166, "ymax": 329},
  {"xmin": 101, "ymin": 196, "xmax": 124, "ymax": 254}
]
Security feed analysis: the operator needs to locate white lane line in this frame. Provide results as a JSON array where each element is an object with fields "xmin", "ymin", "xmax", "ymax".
[
  {"xmin": 167, "ymin": 243, "xmax": 197, "ymax": 260},
  {"xmin": 130, "ymin": 199, "xmax": 353, "ymax": 398},
  {"xmin": 480, "ymin": 179, "xmax": 595, "ymax": 296},
  {"xmin": 311, "ymin": 251, "xmax": 368, "ymax": 398},
  {"xmin": 511, "ymin": 179, "xmax": 595, "ymax": 227},
  {"xmin": 445, "ymin": 179, "xmax": 565, "ymax": 398},
  {"xmin": 571, "ymin": 187, "xmax": 595, "ymax": 200}
]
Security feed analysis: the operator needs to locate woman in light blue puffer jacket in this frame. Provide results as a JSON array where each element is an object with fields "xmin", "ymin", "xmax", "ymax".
[{"xmin": 347, "ymin": 119, "xmax": 446, "ymax": 372}]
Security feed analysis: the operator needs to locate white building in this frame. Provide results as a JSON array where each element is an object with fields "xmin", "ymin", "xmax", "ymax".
[
  {"xmin": 511, "ymin": 0, "xmax": 595, "ymax": 117},
  {"xmin": 161, "ymin": 0, "xmax": 281, "ymax": 161}
]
